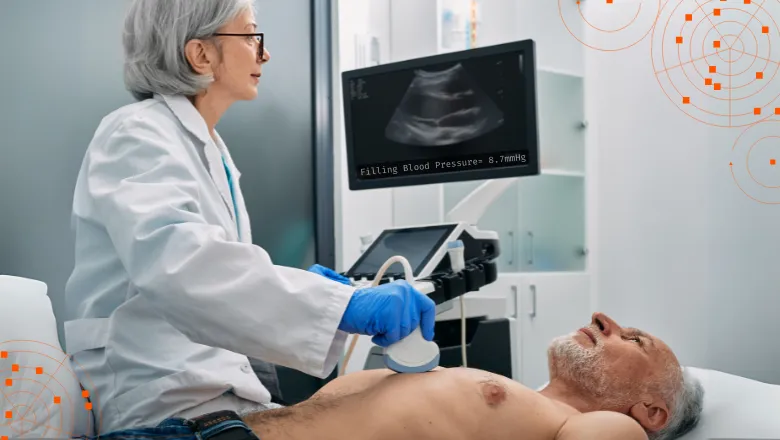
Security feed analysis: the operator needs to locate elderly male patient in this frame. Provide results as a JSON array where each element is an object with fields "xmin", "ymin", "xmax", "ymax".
[
  {"xmin": 240, "ymin": 312, "xmax": 704, "ymax": 440},
  {"xmin": 96, "ymin": 312, "xmax": 704, "ymax": 440}
]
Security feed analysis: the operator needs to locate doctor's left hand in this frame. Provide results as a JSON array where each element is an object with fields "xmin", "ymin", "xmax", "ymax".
[{"xmin": 308, "ymin": 264, "xmax": 351, "ymax": 285}]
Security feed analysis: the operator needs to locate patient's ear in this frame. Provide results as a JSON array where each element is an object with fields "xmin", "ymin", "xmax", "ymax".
[{"xmin": 628, "ymin": 399, "xmax": 669, "ymax": 433}]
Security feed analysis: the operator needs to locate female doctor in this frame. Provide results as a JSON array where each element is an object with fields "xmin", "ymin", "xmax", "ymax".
[{"xmin": 63, "ymin": 0, "xmax": 436, "ymax": 433}]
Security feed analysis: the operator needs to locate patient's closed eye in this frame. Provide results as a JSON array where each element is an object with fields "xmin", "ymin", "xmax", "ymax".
[{"xmin": 627, "ymin": 336, "xmax": 643, "ymax": 346}]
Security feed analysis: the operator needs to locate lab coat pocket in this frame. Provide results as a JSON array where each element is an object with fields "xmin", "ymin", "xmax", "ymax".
[
  {"xmin": 65, "ymin": 318, "xmax": 110, "ymax": 354},
  {"xmin": 63, "ymin": 318, "xmax": 114, "ymax": 431},
  {"xmin": 64, "ymin": 318, "xmax": 111, "ymax": 384},
  {"xmin": 108, "ymin": 369, "xmax": 231, "ymax": 428}
]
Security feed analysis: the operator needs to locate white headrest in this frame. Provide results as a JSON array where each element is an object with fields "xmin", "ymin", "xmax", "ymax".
[
  {"xmin": 534, "ymin": 366, "xmax": 780, "ymax": 438},
  {"xmin": 678, "ymin": 366, "xmax": 780, "ymax": 439},
  {"xmin": 0, "ymin": 275, "xmax": 93, "ymax": 438}
]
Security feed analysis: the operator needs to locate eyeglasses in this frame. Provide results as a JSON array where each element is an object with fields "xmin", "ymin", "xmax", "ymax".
[{"xmin": 212, "ymin": 32, "xmax": 266, "ymax": 60}]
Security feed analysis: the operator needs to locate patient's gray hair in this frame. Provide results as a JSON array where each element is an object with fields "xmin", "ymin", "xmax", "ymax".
[
  {"xmin": 122, "ymin": 0, "xmax": 254, "ymax": 101},
  {"xmin": 648, "ymin": 367, "xmax": 704, "ymax": 440}
]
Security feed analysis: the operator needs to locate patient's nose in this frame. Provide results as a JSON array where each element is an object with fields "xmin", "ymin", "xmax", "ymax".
[{"xmin": 592, "ymin": 312, "xmax": 617, "ymax": 336}]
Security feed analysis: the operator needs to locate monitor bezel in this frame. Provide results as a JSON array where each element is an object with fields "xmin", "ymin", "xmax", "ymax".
[
  {"xmin": 341, "ymin": 39, "xmax": 540, "ymax": 191},
  {"xmin": 345, "ymin": 223, "xmax": 458, "ymax": 279}
]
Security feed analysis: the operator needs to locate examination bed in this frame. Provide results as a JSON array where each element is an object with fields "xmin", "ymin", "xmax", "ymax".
[{"xmin": 1, "ymin": 275, "xmax": 778, "ymax": 439}]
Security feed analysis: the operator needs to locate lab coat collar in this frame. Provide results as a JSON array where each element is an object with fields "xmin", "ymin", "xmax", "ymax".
[
  {"xmin": 156, "ymin": 94, "xmax": 211, "ymax": 145},
  {"xmin": 154, "ymin": 94, "xmax": 238, "ymax": 175}
]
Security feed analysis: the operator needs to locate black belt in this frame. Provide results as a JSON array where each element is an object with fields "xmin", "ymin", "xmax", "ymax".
[{"xmin": 187, "ymin": 410, "xmax": 260, "ymax": 440}]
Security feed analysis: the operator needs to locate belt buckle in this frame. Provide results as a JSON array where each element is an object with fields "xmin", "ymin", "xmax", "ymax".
[{"xmin": 188, "ymin": 410, "xmax": 258, "ymax": 440}]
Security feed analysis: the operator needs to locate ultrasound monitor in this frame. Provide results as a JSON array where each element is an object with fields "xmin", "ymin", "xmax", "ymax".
[{"xmin": 341, "ymin": 39, "xmax": 540, "ymax": 190}]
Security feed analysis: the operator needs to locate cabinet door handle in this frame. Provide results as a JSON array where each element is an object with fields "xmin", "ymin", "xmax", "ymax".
[
  {"xmin": 527, "ymin": 231, "xmax": 534, "ymax": 265},
  {"xmin": 507, "ymin": 231, "xmax": 515, "ymax": 265},
  {"xmin": 528, "ymin": 284, "xmax": 537, "ymax": 318}
]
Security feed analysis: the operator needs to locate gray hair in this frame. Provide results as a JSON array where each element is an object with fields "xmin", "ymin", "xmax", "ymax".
[
  {"xmin": 122, "ymin": 0, "xmax": 255, "ymax": 101},
  {"xmin": 648, "ymin": 368, "xmax": 705, "ymax": 440}
]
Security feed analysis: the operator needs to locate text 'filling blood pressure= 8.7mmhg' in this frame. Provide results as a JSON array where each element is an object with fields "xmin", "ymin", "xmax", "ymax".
[{"xmin": 357, "ymin": 150, "xmax": 530, "ymax": 179}]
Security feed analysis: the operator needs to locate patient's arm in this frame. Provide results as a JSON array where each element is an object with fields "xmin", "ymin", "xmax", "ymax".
[{"xmin": 555, "ymin": 411, "xmax": 648, "ymax": 440}]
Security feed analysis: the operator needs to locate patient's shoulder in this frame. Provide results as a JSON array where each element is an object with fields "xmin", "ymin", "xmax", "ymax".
[{"xmin": 556, "ymin": 411, "xmax": 648, "ymax": 440}]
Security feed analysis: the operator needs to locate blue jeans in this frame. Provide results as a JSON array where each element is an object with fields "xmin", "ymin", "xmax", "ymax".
[{"xmin": 78, "ymin": 416, "xmax": 258, "ymax": 440}]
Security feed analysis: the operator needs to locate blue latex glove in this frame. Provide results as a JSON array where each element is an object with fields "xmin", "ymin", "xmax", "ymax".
[
  {"xmin": 338, "ymin": 280, "xmax": 436, "ymax": 347},
  {"xmin": 308, "ymin": 264, "xmax": 351, "ymax": 286}
]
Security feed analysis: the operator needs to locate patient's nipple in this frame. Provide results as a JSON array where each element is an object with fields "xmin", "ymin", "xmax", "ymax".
[{"xmin": 480, "ymin": 380, "xmax": 507, "ymax": 407}]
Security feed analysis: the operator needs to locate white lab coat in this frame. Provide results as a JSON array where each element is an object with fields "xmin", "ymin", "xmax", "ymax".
[{"xmin": 63, "ymin": 94, "xmax": 355, "ymax": 434}]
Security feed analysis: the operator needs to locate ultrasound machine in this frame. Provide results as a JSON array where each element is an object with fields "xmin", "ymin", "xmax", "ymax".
[{"xmin": 338, "ymin": 39, "xmax": 540, "ymax": 377}]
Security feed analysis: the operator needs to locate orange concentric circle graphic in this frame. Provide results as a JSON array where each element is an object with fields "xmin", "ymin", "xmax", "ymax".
[
  {"xmin": 559, "ymin": 0, "xmax": 663, "ymax": 52},
  {"xmin": 0, "ymin": 340, "xmax": 99, "ymax": 439},
  {"xmin": 730, "ymin": 119, "xmax": 780, "ymax": 203},
  {"xmin": 652, "ymin": 0, "xmax": 780, "ymax": 127}
]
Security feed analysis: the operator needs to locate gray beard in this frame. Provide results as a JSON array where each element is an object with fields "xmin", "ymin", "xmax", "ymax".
[{"xmin": 547, "ymin": 332, "xmax": 636, "ymax": 409}]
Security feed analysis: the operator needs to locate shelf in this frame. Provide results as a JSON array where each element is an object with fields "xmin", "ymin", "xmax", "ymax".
[
  {"xmin": 536, "ymin": 69, "xmax": 586, "ymax": 174},
  {"xmin": 541, "ymin": 168, "xmax": 585, "ymax": 178},
  {"xmin": 441, "ymin": 67, "xmax": 587, "ymax": 274}
]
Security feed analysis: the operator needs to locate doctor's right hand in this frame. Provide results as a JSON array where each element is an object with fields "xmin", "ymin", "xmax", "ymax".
[{"xmin": 338, "ymin": 280, "xmax": 436, "ymax": 347}]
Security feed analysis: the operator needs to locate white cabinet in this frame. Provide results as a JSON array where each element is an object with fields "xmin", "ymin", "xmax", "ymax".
[
  {"xmin": 469, "ymin": 272, "xmax": 592, "ymax": 389},
  {"xmin": 514, "ymin": 272, "xmax": 592, "ymax": 390}
]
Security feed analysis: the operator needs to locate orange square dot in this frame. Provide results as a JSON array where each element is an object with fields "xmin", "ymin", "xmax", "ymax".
[
  {"xmin": 714, "ymin": 8, "xmax": 721, "ymax": 15},
  {"xmin": 682, "ymin": 96, "xmax": 691, "ymax": 104},
  {"xmin": 36, "ymin": 367, "xmax": 43, "ymax": 375},
  {"xmin": 714, "ymin": 40, "xmax": 721, "ymax": 48},
  {"xmin": 5, "ymin": 411, "xmax": 11, "ymax": 419},
  {"xmin": 757, "ymin": 72, "xmax": 764, "ymax": 79},
  {"xmin": 85, "ymin": 402, "xmax": 93, "ymax": 411},
  {"xmin": 5, "ymin": 379, "xmax": 12, "ymax": 387},
  {"xmin": 1, "ymin": 352, "xmax": 7, "ymax": 359},
  {"xmin": 770, "ymin": 159, "xmax": 776, "ymax": 165},
  {"xmin": 714, "ymin": 83, "xmax": 722, "ymax": 90},
  {"xmin": 54, "ymin": 396, "xmax": 61, "ymax": 404},
  {"xmin": 755, "ymin": 108, "xmax": 762, "ymax": 115},
  {"xmin": 2, "ymin": 435, "xmax": 8, "ymax": 440},
  {"xmin": 745, "ymin": 0, "xmax": 751, "ymax": 3},
  {"xmin": 607, "ymin": 0, "xmax": 613, "ymax": 3},
  {"xmin": 764, "ymin": 26, "xmax": 770, "ymax": 33},
  {"xmin": 705, "ymin": 78, "xmax": 713, "ymax": 86},
  {"xmin": 11, "ymin": 364, "xmax": 19, "ymax": 372},
  {"xmin": 686, "ymin": 14, "xmax": 693, "ymax": 21},
  {"xmin": 676, "ymin": 36, "xmax": 683, "ymax": 44},
  {"xmin": 82, "ymin": 390, "xmax": 89, "ymax": 398},
  {"xmin": 710, "ymin": 66, "xmax": 717, "ymax": 73}
]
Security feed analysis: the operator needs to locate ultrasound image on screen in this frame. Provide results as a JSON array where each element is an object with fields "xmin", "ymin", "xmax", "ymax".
[
  {"xmin": 347, "ymin": 51, "xmax": 527, "ymax": 170},
  {"xmin": 384, "ymin": 63, "xmax": 504, "ymax": 147},
  {"xmin": 349, "ymin": 228, "xmax": 451, "ymax": 277}
]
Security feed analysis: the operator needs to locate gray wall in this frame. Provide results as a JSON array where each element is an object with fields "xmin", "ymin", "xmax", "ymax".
[{"xmin": 0, "ymin": 1, "xmax": 325, "ymax": 347}]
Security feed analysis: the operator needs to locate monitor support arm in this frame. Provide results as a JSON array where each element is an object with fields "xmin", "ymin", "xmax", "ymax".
[
  {"xmin": 445, "ymin": 178, "xmax": 518, "ymax": 224},
  {"xmin": 436, "ymin": 177, "xmax": 517, "ymax": 336},
  {"xmin": 358, "ymin": 178, "xmax": 518, "ymax": 258}
]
